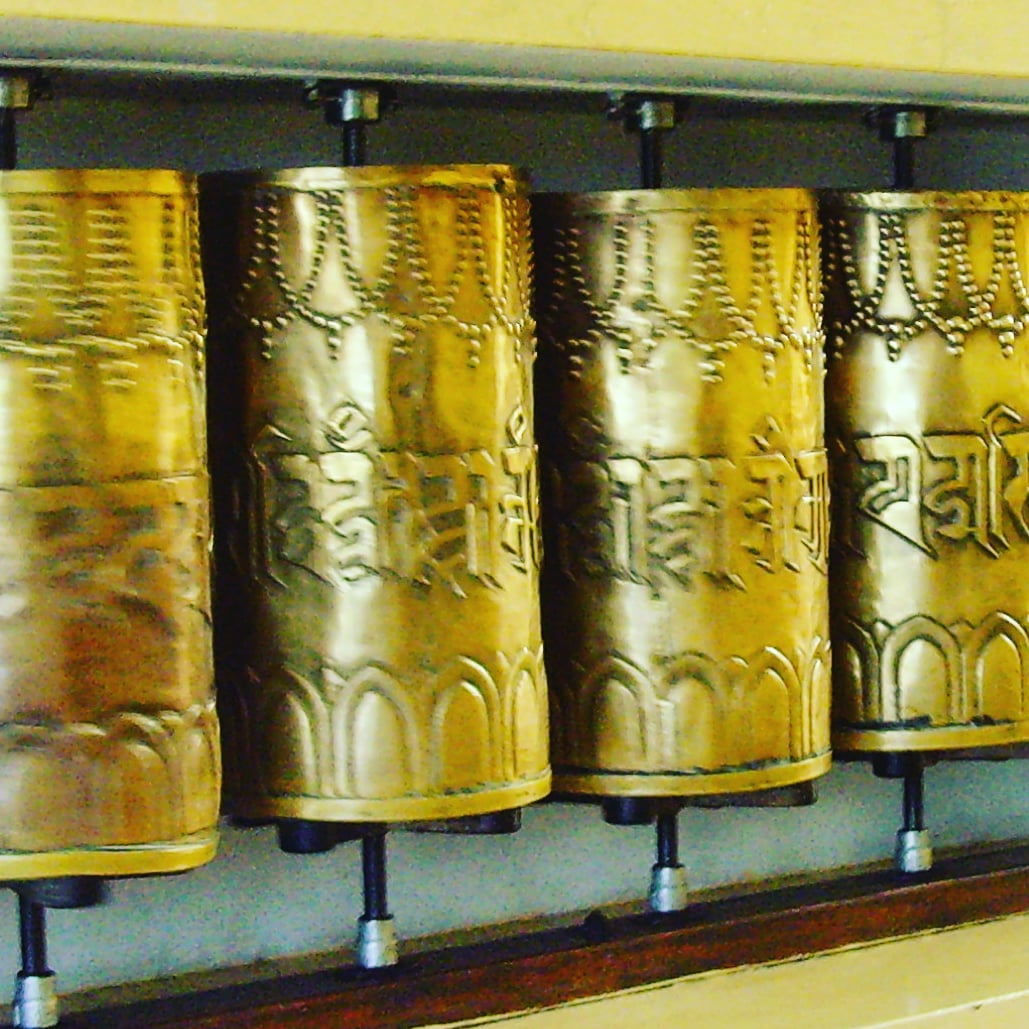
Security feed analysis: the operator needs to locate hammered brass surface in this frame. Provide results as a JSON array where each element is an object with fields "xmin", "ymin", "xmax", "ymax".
[
  {"xmin": 0, "ymin": 169, "xmax": 220, "ymax": 878},
  {"xmin": 203, "ymin": 165, "xmax": 550, "ymax": 822},
  {"xmin": 822, "ymin": 191, "xmax": 1029, "ymax": 752},
  {"xmin": 533, "ymin": 189, "xmax": 830, "ymax": 796}
]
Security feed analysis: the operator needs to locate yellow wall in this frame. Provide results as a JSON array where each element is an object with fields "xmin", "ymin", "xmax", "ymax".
[{"xmin": 2, "ymin": 0, "xmax": 1029, "ymax": 78}]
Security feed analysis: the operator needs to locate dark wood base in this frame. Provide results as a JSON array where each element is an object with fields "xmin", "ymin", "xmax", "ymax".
[{"xmin": 59, "ymin": 840, "xmax": 1029, "ymax": 1029}]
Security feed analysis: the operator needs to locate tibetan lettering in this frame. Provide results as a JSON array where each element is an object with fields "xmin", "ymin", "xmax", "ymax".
[
  {"xmin": 553, "ymin": 441, "xmax": 826, "ymax": 590},
  {"xmin": 248, "ymin": 411, "xmax": 536, "ymax": 594},
  {"xmin": 848, "ymin": 404, "xmax": 1029, "ymax": 557}
]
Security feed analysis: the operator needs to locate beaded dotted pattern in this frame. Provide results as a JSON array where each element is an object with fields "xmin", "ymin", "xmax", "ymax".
[
  {"xmin": 824, "ymin": 201, "xmax": 1029, "ymax": 362},
  {"xmin": 238, "ymin": 181, "xmax": 534, "ymax": 368},
  {"xmin": 538, "ymin": 205, "xmax": 822, "ymax": 383}
]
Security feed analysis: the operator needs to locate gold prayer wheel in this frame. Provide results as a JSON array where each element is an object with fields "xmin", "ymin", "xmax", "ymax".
[
  {"xmin": 533, "ymin": 188, "xmax": 831, "ymax": 797},
  {"xmin": 823, "ymin": 190, "xmax": 1029, "ymax": 753},
  {"xmin": 203, "ymin": 165, "xmax": 550, "ymax": 823},
  {"xmin": 0, "ymin": 169, "xmax": 219, "ymax": 878}
]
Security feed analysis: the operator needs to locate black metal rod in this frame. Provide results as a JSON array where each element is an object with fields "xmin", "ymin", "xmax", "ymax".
[
  {"xmin": 640, "ymin": 127, "xmax": 663, "ymax": 190},
  {"xmin": 655, "ymin": 811, "xmax": 679, "ymax": 868},
  {"xmin": 362, "ymin": 832, "xmax": 389, "ymax": 920},
  {"xmin": 18, "ymin": 895, "xmax": 49, "ymax": 978},
  {"xmin": 0, "ymin": 108, "xmax": 17, "ymax": 171},
  {"xmin": 343, "ymin": 121, "xmax": 367, "ymax": 169},
  {"xmin": 903, "ymin": 756, "xmax": 925, "ymax": 832},
  {"xmin": 893, "ymin": 136, "xmax": 915, "ymax": 190}
]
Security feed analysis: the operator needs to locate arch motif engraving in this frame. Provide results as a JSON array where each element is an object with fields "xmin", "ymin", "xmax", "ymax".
[
  {"xmin": 835, "ymin": 611, "xmax": 1029, "ymax": 732},
  {"xmin": 968, "ymin": 611, "xmax": 1029, "ymax": 721},
  {"xmin": 804, "ymin": 636, "xmax": 832, "ymax": 757},
  {"xmin": 553, "ymin": 644, "xmax": 826, "ymax": 778},
  {"xmin": 663, "ymin": 653, "xmax": 726, "ymax": 771},
  {"xmin": 502, "ymin": 647, "xmax": 548, "ymax": 781},
  {"xmin": 732, "ymin": 647, "xmax": 802, "ymax": 763},
  {"xmin": 882, "ymin": 615, "xmax": 963, "ymax": 725},
  {"xmin": 0, "ymin": 700, "xmax": 218, "ymax": 851},
  {"xmin": 257, "ymin": 670, "xmax": 331, "ymax": 795},
  {"xmin": 348, "ymin": 690, "xmax": 415, "ymax": 800},
  {"xmin": 231, "ymin": 651, "xmax": 547, "ymax": 807},
  {"xmin": 832, "ymin": 617, "xmax": 882, "ymax": 723},
  {"xmin": 432, "ymin": 682, "xmax": 494, "ymax": 791},
  {"xmin": 329, "ymin": 664, "xmax": 422, "ymax": 798},
  {"xmin": 576, "ymin": 654, "xmax": 658, "ymax": 770},
  {"xmin": 432, "ymin": 655, "xmax": 503, "ymax": 782}
]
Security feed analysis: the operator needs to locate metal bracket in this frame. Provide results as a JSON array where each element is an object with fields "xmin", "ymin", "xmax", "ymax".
[
  {"xmin": 606, "ymin": 92, "xmax": 682, "ymax": 133},
  {"xmin": 866, "ymin": 105, "xmax": 938, "ymax": 189},
  {"xmin": 303, "ymin": 80, "xmax": 396, "ymax": 166},
  {"xmin": 607, "ymin": 92, "xmax": 686, "ymax": 189},
  {"xmin": 0, "ymin": 71, "xmax": 50, "ymax": 170}
]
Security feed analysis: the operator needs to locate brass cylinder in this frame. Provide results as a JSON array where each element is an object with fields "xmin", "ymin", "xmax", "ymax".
[
  {"xmin": 203, "ymin": 165, "xmax": 550, "ymax": 823},
  {"xmin": 823, "ymin": 190, "xmax": 1029, "ymax": 752},
  {"xmin": 0, "ymin": 169, "xmax": 219, "ymax": 878},
  {"xmin": 533, "ymin": 188, "xmax": 831, "ymax": 796}
]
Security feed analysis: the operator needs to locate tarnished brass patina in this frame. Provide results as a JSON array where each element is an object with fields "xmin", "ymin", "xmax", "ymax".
[
  {"xmin": 203, "ymin": 165, "xmax": 550, "ymax": 822},
  {"xmin": 823, "ymin": 191, "xmax": 1029, "ymax": 752},
  {"xmin": 533, "ymin": 188, "xmax": 831, "ymax": 796},
  {"xmin": 0, "ymin": 169, "xmax": 219, "ymax": 878}
]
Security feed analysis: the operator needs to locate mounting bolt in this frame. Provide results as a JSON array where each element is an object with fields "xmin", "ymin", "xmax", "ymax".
[
  {"xmin": 873, "ymin": 106, "xmax": 933, "ymax": 142},
  {"xmin": 606, "ymin": 93, "xmax": 681, "ymax": 133},
  {"xmin": 356, "ymin": 914, "xmax": 398, "ymax": 969},
  {"xmin": 649, "ymin": 864, "xmax": 689, "ymax": 912},
  {"xmin": 11, "ymin": 973, "xmax": 57, "ymax": 1029},
  {"xmin": 606, "ymin": 93, "xmax": 685, "ymax": 190},
  {"xmin": 895, "ymin": 829, "xmax": 933, "ymax": 874}
]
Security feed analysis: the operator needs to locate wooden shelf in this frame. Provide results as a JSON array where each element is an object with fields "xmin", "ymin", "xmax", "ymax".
[{"xmin": 55, "ymin": 841, "xmax": 1029, "ymax": 1029}]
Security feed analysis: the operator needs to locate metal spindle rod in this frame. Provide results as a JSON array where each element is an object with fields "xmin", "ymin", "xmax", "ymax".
[
  {"xmin": 12, "ymin": 889, "xmax": 58, "ymax": 1029},
  {"xmin": 893, "ymin": 135, "xmax": 915, "ymax": 190},
  {"xmin": 361, "ymin": 831, "xmax": 390, "ymax": 922},
  {"xmin": 655, "ymin": 811, "xmax": 679, "ymax": 868},
  {"xmin": 640, "ymin": 126, "xmax": 663, "ymax": 189},
  {"xmin": 608, "ymin": 94, "xmax": 680, "ymax": 191},
  {"xmin": 894, "ymin": 753, "xmax": 933, "ymax": 874},
  {"xmin": 902, "ymin": 757, "xmax": 925, "ymax": 833},
  {"xmin": 873, "ymin": 107, "xmax": 932, "ymax": 191},
  {"xmin": 18, "ymin": 898, "xmax": 48, "ymax": 979},
  {"xmin": 307, "ymin": 81, "xmax": 389, "ymax": 171},
  {"xmin": 356, "ymin": 825, "xmax": 398, "ymax": 967},
  {"xmin": 0, "ymin": 107, "xmax": 16, "ymax": 171},
  {"xmin": 649, "ymin": 807, "xmax": 688, "ymax": 913},
  {"xmin": 0, "ymin": 74, "xmax": 38, "ymax": 173},
  {"xmin": 343, "ymin": 120, "xmax": 367, "ymax": 168}
]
